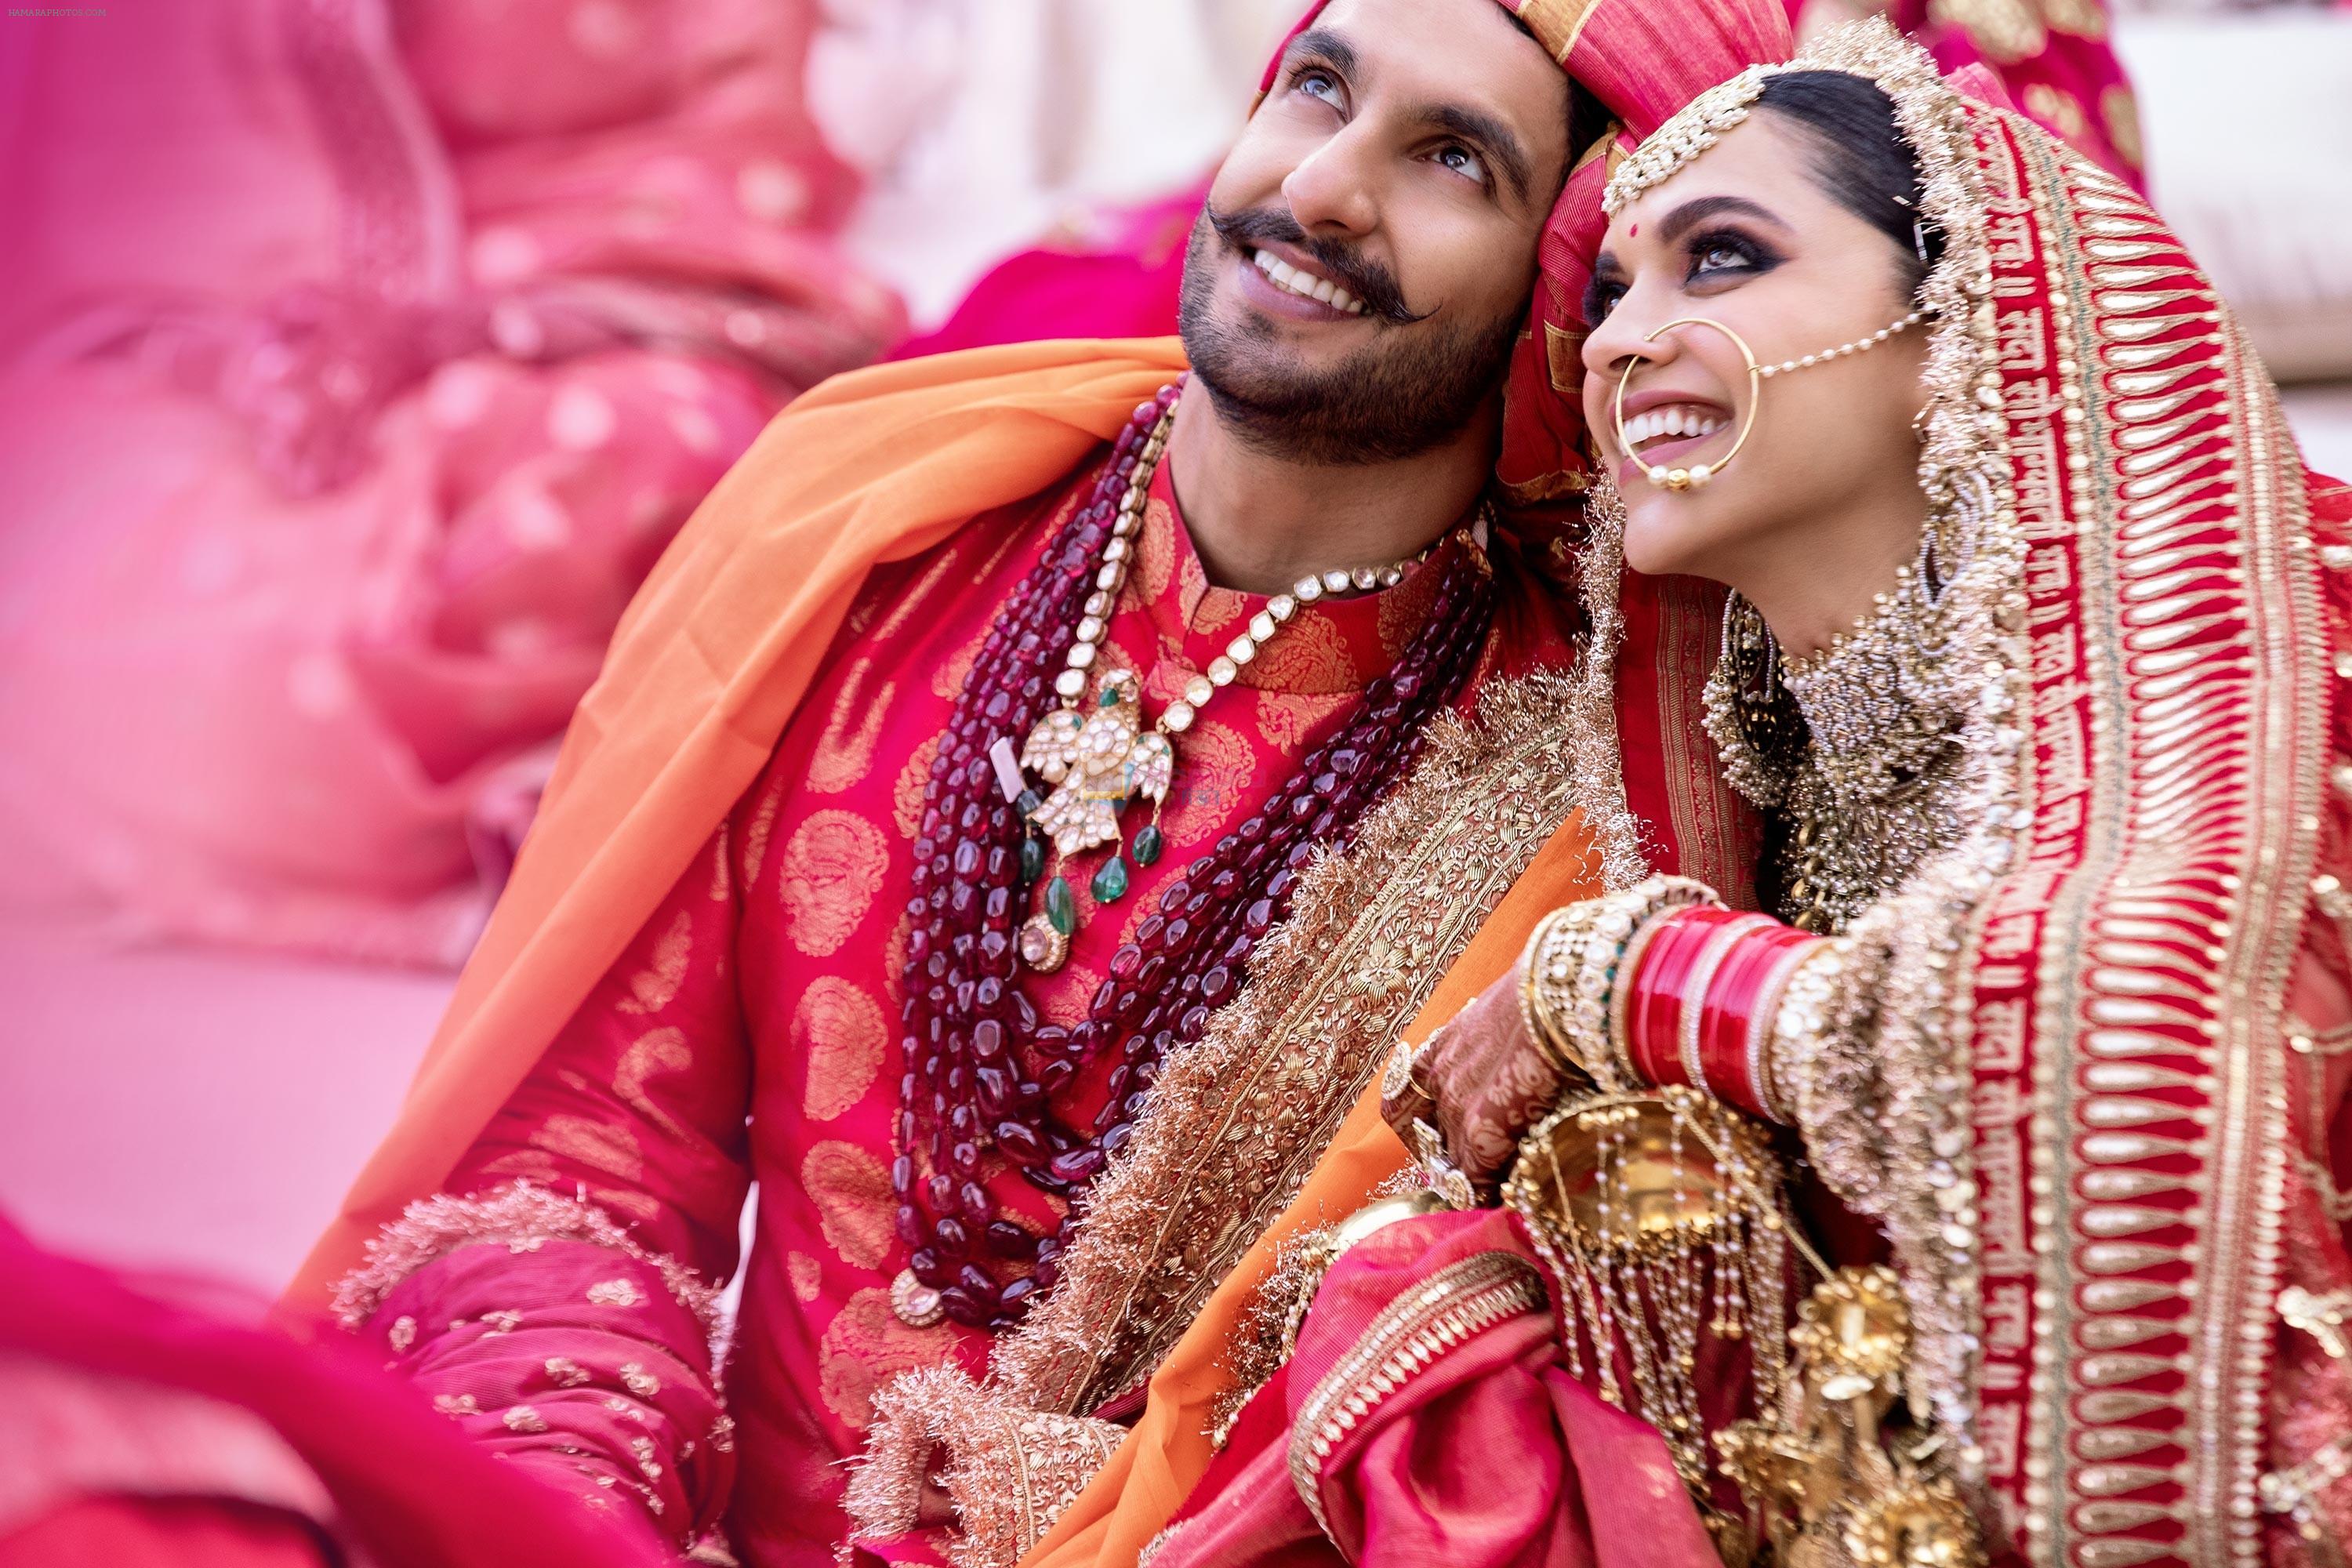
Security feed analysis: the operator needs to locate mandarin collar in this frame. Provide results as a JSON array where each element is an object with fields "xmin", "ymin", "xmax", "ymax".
[{"xmin": 1124, "ymin": 455, "xmax": 1465, "ymax": 697}]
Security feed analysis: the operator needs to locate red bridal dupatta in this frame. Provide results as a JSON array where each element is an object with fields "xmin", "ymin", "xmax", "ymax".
[{"xmin": 1131, "ymin": 24, "xmax": 2352, "ymax": 1568}]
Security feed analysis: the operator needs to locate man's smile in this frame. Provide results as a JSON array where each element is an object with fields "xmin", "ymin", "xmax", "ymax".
[{"xmin": 1246, "ymin": 245, "xmax": 1370, "ymax": 315}]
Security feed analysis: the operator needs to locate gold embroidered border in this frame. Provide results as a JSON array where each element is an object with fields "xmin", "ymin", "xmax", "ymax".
[
  {"xmin": 986, "ymin": 670, "xmax": 1601, "ymax": 1417},
  {"xmin": 1284, "ymin": 1251, "xmax": 1546, "ymax": 1541},
  {"xmin": 1564, "ymin": 482, "xmax": 1658, "ymax": 891},
  {"xmin": 844, "ymin": 1367, "xmax": 1126, "ymax": 1568},
  {"xmin": 331, "ymin": 1180, "xmax": 726, "ymax": 1364}
]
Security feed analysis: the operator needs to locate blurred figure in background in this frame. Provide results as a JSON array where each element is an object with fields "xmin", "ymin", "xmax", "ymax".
[{"xmin": 0, "ymin": 0, "xmax": 903, "ymax": 967}]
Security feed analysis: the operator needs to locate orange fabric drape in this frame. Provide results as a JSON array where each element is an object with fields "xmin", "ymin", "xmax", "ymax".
[
  {"xmin": 1018, "ymin": 810, "xmax": 1608, "ymax": 1568},
  {"xmin": 290, "ymin": 339, "xmax": 1190, "ymax": 1308}
]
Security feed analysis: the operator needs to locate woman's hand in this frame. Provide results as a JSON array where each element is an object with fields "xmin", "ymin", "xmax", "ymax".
[{"xmin": 1415, "ymin": 971, "xmax": 1574, "ymax": 1187}]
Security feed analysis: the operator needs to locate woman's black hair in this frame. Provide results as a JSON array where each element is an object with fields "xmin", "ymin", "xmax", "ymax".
[{"xmin": 1755, "ymin": 71, "xmax": 1941, "ymax": 295}]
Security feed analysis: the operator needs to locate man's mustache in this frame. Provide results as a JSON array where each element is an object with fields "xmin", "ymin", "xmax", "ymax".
[{"xmin": 1206, "ymin": 203, "xmax": 1430, "ymax": 325}]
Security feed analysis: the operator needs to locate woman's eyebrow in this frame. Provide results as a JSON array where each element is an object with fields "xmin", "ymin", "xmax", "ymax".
[{"xmin": 1656, "ymin": 194, "xmax": 1791, "ymax": 246}]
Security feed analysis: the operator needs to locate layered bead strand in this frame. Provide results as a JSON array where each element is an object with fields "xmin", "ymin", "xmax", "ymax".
[{"xmin": 891, "ymin": 387, "xmax": 1499, "ymax": 1329}]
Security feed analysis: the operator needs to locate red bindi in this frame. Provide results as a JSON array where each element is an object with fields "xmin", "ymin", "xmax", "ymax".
[{"xmin": 1629, "ymin": 223, "xmax": 1639, "ymax": 238}]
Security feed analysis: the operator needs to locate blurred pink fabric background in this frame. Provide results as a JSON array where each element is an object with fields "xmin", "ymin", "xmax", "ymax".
[{"xmin": 0, "ymin": 0, "xmax": 902, "ymax": 969}]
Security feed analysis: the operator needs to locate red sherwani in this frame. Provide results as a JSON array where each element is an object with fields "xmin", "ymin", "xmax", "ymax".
[{"xmin": 354, "ymin": 448, "xmax": 1572, "ymax": 1566}]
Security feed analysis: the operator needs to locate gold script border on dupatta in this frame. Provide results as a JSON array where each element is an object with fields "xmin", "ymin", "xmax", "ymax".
[
  {"xmin": 1980, "ymin": 122, "xmax": 2322, "ymax": 1568},
  {"xmin": 989, "ymin": 670, "xmax": 1602, "ymax": 1416}
]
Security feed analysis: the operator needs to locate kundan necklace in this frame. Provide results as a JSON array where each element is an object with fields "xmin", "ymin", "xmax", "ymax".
[
  {"xmin": 993, "ymin": 386, "xmax": 1436, "ymax": 974},
  {"xmin": 889, "ymin": 377, "xmax": 1499, "ymax": 1330}
]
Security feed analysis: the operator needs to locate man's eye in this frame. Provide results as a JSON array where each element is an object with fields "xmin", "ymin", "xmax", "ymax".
[
  {"xmin": 1434, "ymin": 144, "xmax": 1486, "ymax": 184},
  {"xmin": 1295, "ymin": 68, "xmax": 1342, "ymax": 107}
]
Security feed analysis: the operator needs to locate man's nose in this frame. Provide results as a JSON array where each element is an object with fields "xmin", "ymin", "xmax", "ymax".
[{"xmin": 1279, "ymin": 125, "xmax": 1380, "ymax": 237}]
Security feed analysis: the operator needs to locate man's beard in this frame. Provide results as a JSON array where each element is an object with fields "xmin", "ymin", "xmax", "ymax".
[{"xmin": 1176, "ymin": 202, "xmax": 1523, "ymax": 466}]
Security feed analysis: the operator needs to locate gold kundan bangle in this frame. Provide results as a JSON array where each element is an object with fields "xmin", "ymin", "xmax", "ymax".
[
  {"xmin": 1570, "ymin": 877, "xmax": 1722, "ymax": 1091},
  {"xmin": 1744, "ymin": 935, "xmax": 1821, "ymax": 1123},
  {"xmin": 1766, "ymin": 938, "xmax": 1854, "ymax": 1125},
  {"xmin": 1379, "ymin": 1035, "xmax": 1430, "ymax": 1116},
  {"xmin": 1518, "ymin": 907, "xmax": 1589, "ymax": 1081}
]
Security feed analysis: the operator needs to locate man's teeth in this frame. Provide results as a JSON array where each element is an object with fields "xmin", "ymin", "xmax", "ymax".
[
  {"xmin": 1251, "ymin": 249, "xmax": 1367, "ymax": 315},
  {"xmin": 1624, "ymin": 405, "xmax": 1728, "ymax": 449}
]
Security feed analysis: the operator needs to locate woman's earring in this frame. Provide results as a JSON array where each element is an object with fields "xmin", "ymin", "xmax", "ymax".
[{"xmin": 1724, "ymin": 596, "xmax": 1803, "ymax": 779}]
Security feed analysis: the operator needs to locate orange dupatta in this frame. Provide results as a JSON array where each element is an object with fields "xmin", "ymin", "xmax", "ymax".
[{"xmin": 290, "ymin": 339, "xmax": 1189, "ymax": 1308}]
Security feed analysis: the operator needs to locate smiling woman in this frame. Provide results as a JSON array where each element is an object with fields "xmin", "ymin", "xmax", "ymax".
[
  {"xmin": 1140, "ymin": 20, "xmax": 2352, "ymax": 1568},
  {"xmin": 1581, "ymin": 73, "xmax": 1943, "ymax": 662}
]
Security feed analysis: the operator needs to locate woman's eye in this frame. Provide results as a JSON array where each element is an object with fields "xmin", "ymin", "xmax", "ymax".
[
  {"xmin": 1584, "ymin": 282, "xmax": 1626, "ymax": 323},
  {"xmin": 1433, "ymin": 143, "xmax": 1486, "ymax": 184},
  {"xmin": 1687, "ymin": 233, "xmax": 1776, "ymax": 281},
  {"xmin": 1695, "ymin": 241, "xmax": 1750, "ymax": 274}
]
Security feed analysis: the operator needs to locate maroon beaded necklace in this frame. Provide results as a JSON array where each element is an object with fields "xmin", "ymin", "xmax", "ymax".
[{"xmin": 888, "ymin": 381, "xmax": 1499, "ymax": 1330}]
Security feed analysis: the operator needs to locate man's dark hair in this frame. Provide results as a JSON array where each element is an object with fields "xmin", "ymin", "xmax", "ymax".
[{"xmin": 1756, "ymin": 71, "xmax": 1941, "ymax": 294}]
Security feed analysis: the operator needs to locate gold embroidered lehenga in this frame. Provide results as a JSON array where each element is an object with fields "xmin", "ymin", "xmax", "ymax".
[{"xmin": 1142, "ymin": 22, "xmax": 2352, "ymax": 1568}]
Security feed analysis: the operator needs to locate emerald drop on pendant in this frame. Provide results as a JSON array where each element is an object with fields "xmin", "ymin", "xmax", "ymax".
[
  {"xmin": 1044, "ymin": 875, "xmax": 1076, "ymax": 935},
  {"xmin": 1018, "ymin": 837, "xmax": 1046, "ymax": 887},
  {"xmin": 1091, "ymin": 855, "xmax": 1131, "ymax": 905},
  {"xmin": 1131, "ymin": 825, "xmax": 1164, "ymax": 868}
]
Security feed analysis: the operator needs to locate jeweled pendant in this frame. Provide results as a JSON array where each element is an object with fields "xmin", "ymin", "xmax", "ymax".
[
  {"xmin": 891, "ymin": 1266, "xmax": 946, "ymax": 1327},
  {"xmin": 1018, "ymin": 913, "xmax": 1070, "ymax": 973},
  {"xmin": 1043, "ymin": 875, "xmax": 1075, "ymax": 935},
  {"xmin": 1131, "ymin": 825, "xmax": 1164, "ymax": 868},
  {"xmin": 1018, "ymin": 837, "xmax": 1045, "ymax": 887},
  {"xmin": 1091, "ymin": 854, "xmax": 1131, "ymax": 904}
]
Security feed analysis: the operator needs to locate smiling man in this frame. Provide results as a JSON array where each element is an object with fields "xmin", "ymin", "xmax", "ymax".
[{"xmin": 289, "ymin": 2, "xmax": 1784, "ymax": 1566}]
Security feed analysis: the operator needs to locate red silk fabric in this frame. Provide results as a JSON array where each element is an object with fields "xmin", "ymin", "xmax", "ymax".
[
  {"xmin": 0, "ymin": 1216, "xmax": 668, "ymax": 1568},
  {"xmin": 1148, "ymin": 1209, "xmax": 1730, "ymax": 1568}
]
